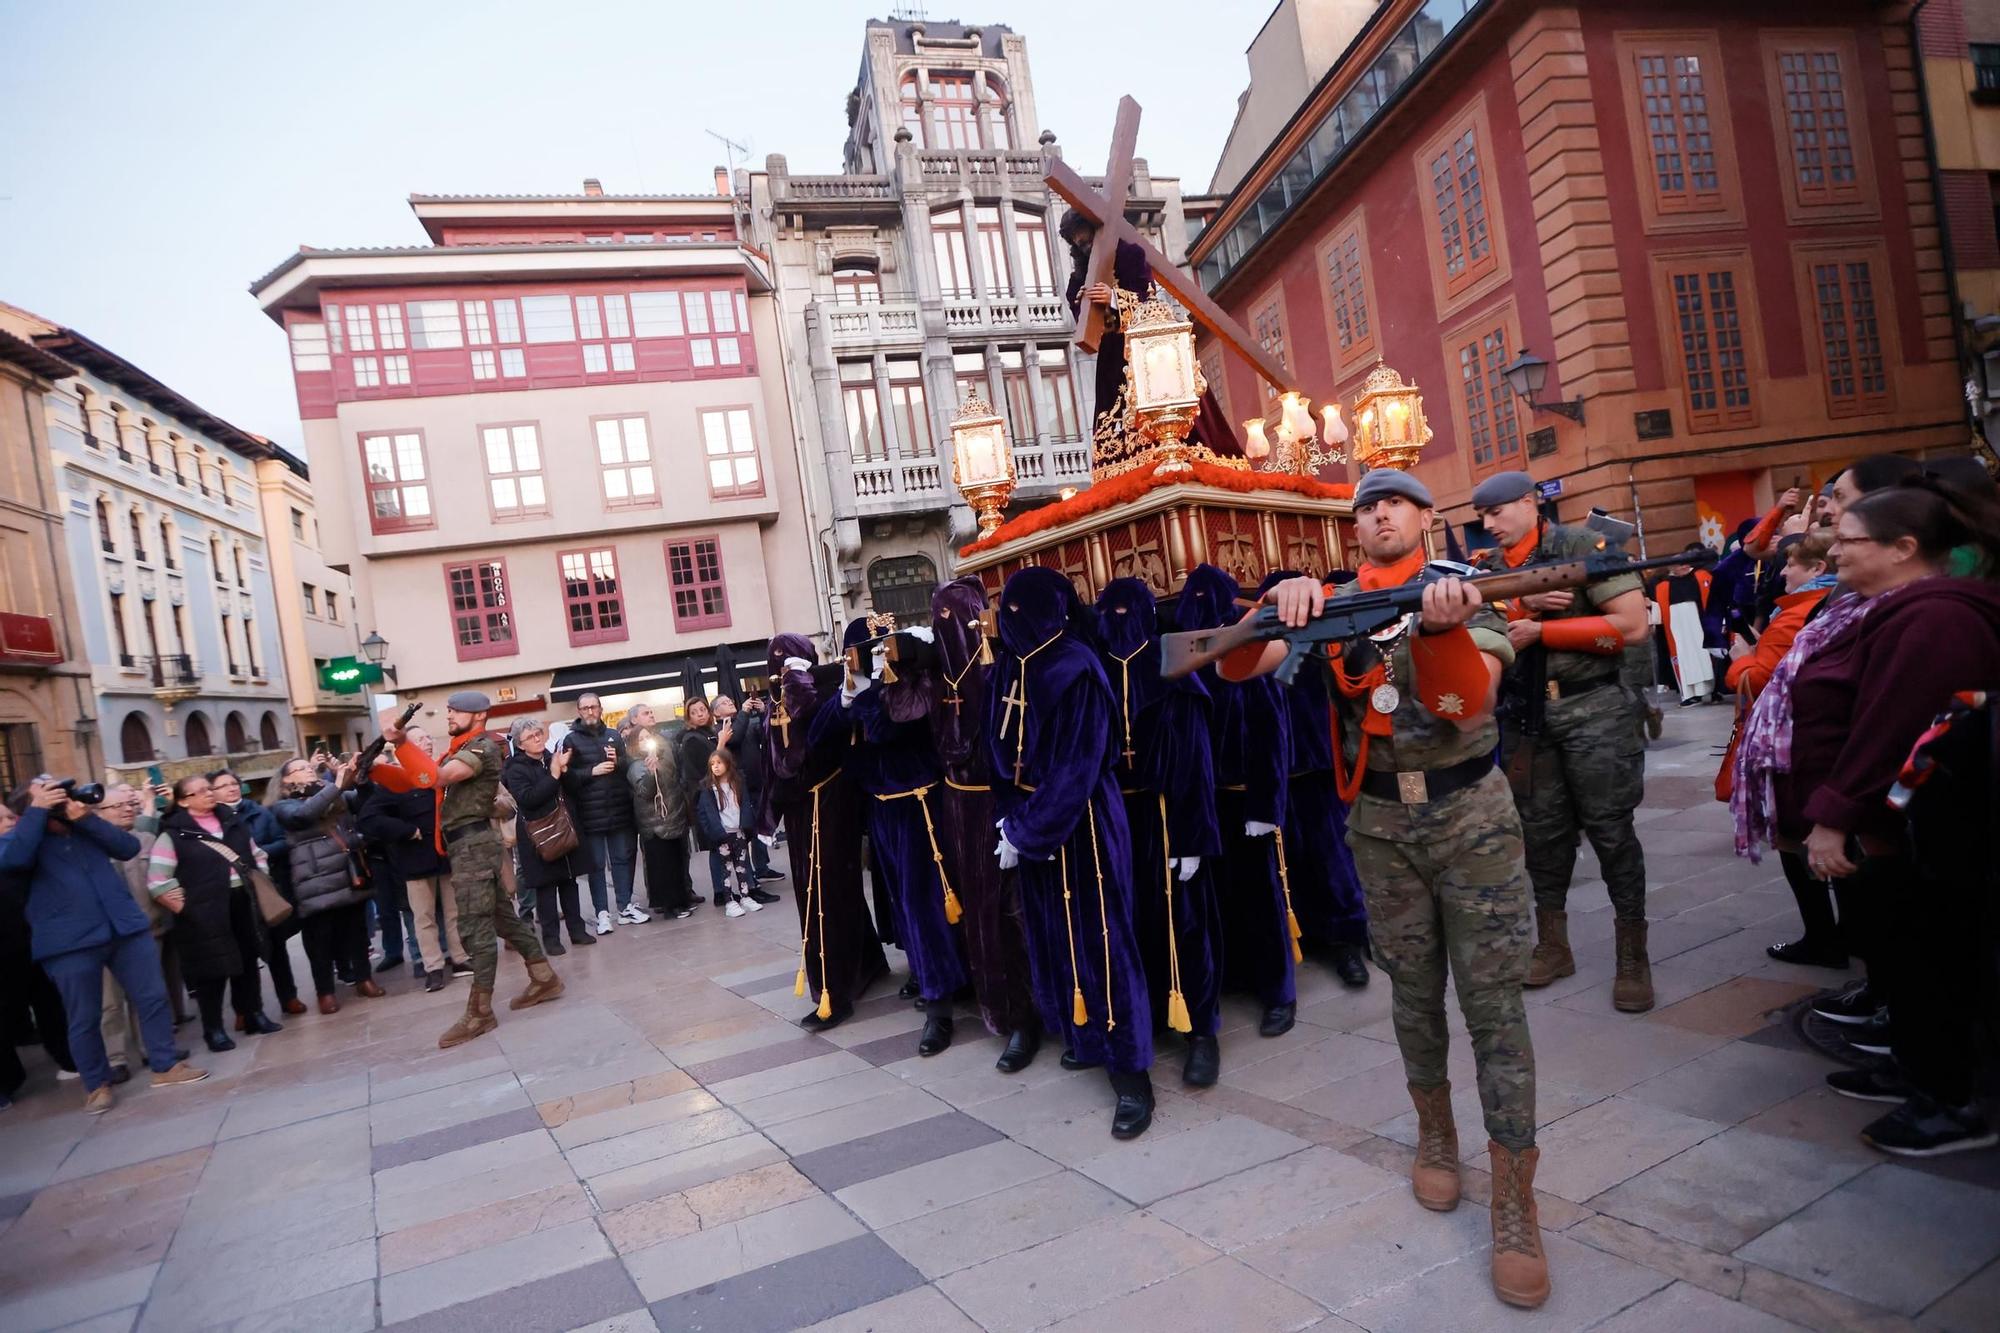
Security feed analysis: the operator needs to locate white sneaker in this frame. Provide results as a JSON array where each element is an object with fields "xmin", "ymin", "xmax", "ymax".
[
  {"xmin": 741, "ymin": 895, "xmax": 764, "ymax": 913},
  {"xmin": 724, "ymin": 900, "xmax": 746, "ymax": 918},
  {"xmin": 620, "ymin": 904, "xmax": 650, "ymax": 924},
  {"xmin": 55, "ymin": 1068, "xmax": 80, "ymax": 1082},
  {"xmin": 596, "ymin": 910, "xmax": 615, "ymax": 935}
]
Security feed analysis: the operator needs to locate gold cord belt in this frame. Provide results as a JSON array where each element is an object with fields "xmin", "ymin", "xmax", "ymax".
[{"xmin": 870, "ymin": 784, "xmax": 963, "ymax": 924}]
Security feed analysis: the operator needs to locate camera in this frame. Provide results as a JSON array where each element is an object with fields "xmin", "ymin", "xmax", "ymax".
[{"xmin": 43, "ymin": 777, "xmax": 105, "ymax": 805}]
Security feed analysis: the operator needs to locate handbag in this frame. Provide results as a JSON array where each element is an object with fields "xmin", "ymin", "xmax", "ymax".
[
  {"xmin": 524, "ymin": 796, "xmax": 580, "ymax": 863},
  {"xmin": 325, "ymin": 824, "xmax": 374, "ymax": 900},
  {"xmin": 202, "ymin": 837, "xmax": 294, "ymax": 928}
]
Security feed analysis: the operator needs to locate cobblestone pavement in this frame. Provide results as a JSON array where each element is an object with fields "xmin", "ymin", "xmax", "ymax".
[{"xmin": 2, "ymin": 704, "xmax": 1996, "ymax": 1332}]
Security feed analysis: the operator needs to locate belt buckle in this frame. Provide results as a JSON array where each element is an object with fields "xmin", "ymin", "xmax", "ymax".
[
  {"xmin": 1396, "ymin": 770, "xmax": 1429, "ymax": 804},
  {"xmin": 1545, "ymin": 680, "xmax": 1561, "ymax": 702}
]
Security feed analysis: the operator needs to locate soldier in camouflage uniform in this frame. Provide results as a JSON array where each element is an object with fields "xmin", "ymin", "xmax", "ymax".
[
  {"xmin": 1471, "ymin": 472, "xmax": 1654, "ymax": 1012},
  {"xmin": 1249, "ymin": 469, "xmax": 1549, "ymax": 1310},
  {"xmin": 434, "ymin": 691, "xmax": 563, "ymax": 1049}
]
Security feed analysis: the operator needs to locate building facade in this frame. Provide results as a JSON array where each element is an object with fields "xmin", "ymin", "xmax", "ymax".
[
  {"xmin": 0, "ymin": 329, "xmax": 94, "ymax": 793},
  {"xmin": 745, "ymin": 17, "xmax": 1198, "ymax": 623},
  {"xmin": 252, "ymin": 450, "xmax": 369, "ymax": 754},
  {"xmin": 0, "ymin": 305, "xmax": 296, "ymax": 790},
  {"xmin": 251, "ymin": 184, "xmax": 824, "ymax": 725},
  {"xmin": 1190, "ymin": 0, "xmax": 1967, "ymax": 548}
]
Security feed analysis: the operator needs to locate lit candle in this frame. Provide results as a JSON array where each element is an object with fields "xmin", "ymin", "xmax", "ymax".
[
  {"xmin": 1242, "ymin": 417, "xmax": 1270, "ymax": 459},
  {"xmin": 1321, "ymin": 403, "xmax": 1349, "ymax": 446}
]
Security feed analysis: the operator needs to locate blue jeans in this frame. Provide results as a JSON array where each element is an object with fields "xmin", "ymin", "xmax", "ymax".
[
  {"xmin": 41, "ymin": 933, "xmax": 180, "ymax": 1091},
  {"xmin": 584, "ymin": 827, "xmax": 638, "ymax": 913}
]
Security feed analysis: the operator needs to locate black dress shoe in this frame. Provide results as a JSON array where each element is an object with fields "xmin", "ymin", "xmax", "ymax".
[
  {"xmin": 411, "ymin": 962, "xmax": 426, "ymax": 980},
  {"xmin": 1332, "ymin": 945, "xmax": 1371, "ymax": 989},
  {"xmin": 1109, "ymin": 1069, "xmax": 1155, "ymax": 1139},
  {"xmin": 755, "ymin": 869, "xmax": 785, "ymax": 882},
  {"xmin": 204, "ymin": 1028, "xmax": 237, "ymax": 1053},
  {"xmin": 898, "ymin": 978, "xmax": 920, "ymax": 1000},
  {"xmin": 1183, "ymin": 1034, "xmax": 1220, "ymax": 1087},
  {"xmin": 449, "ymin": 960, "xmax": 475, "ymax": 977},
  {"xmin": 1767, "ymin": 938, "xmax": 1849, "ymax": 968},
  {"xmin": 241, "ymin": 1012, "xmax": 283, "ymax": 1035},
  {"xmin": 917, "ymin": 1012, "xmax": 955, "ymax": 1056},
  {"xmin": 567, "ymin": 929, "xmax": 595, "ymax": 947},
  {"xmin": 1060, "ymin": 1047, "xmax": 1101, "ymax": 1072},
  {"xmin": 1259, "ymin": 1003, "xmax": 1296, "ymax": 1038},
  {"xmin": 799, "ymin": 1002, "xmax": 853, "ymax": 1032},
  {"xmin": 374, "ymin": 955, "xmax": 404, "ymax": 975},
  {"xmin": 543, "ymin": 937, "xmax": 567, "ymax": 956},
  {"xmin": 425, "ymin": 971, "xmax": 446, "ymax": 993},
  {"xmin": 107, "ymin": 1064, "xmax": 133, "ymax": 1086},
  {"xmin": 748, "ymin": 889, "xmax": 780, "ymax": 905},
  {"xmin": 996, "ymin": 1027, "xmax": 1041, "ymax": 1073}
]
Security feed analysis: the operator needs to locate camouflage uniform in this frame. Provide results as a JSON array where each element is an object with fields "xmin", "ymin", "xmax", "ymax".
[
  {"xmin": 441, "ymin": 733, "xmax": 545, "ymax": 988},
  {"xmin": 1484, "ymin": 524, "xmax": 1647, "ymax": 921},
  {"xmin": 1333, "ymin": 584, "xmax": 1537, "ymax": 1149}
]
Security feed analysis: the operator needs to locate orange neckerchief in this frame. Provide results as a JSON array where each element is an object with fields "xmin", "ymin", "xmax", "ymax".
[
  {"xmin": 1500, "ymin": 526, "xmax": 1540, "ymax": 570},
  {"xmin": 434, "ymin": 728, "xmax": 485, "ymax": 853},
  {"xmin": 1325, "ymin": 549, "xmax": 1426, "ymax": 799}
]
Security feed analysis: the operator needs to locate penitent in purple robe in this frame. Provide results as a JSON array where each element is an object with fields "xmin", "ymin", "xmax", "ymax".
[
  {"xmin": 1178, "ymin": 565, "xmax": 1297, "ymax": 1009},
  {"xmin": 811, "ymin": 617, "xmax": 968, "ymax": 1005},
  {"xmin": 1096, "ymin": 578, "xmax": 1225, "ymax": 1038},
  {"xmin": 760, "ymin": 634, "xmax": 887, "ymax": 1013},
  {"xmin": 1253, "ymin": 572, "xmax": 1370, "ymax": 950},
  {"xmin": 990, "ymin": 569, "xmax": 1152, "ymax": 1074},
  {"xmin": 879, "ymin": 578, "xmax": 1037, "ymax": 1037}
]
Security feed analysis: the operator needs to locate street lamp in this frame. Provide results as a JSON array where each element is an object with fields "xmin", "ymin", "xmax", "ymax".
[
  {"xmin": 1499, "ymin": 348, "xmax": 1585, "ymax": 425},
  {"xmin": 359, "ymin": 630, "xmax": 398, "ymax": 685}
]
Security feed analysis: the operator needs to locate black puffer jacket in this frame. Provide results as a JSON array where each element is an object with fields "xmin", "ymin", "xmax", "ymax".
[
  {"xmin": 160, "ymin": 807, "xmax": 265, "ymax": 981},
  {"xmin": 357, "ymin": 782, "xmax": 446, "ymax": 880},
  {"xmin": 725, "ymin": 708, "xmax": 769, "ymax": 811},
  {"xmin": 272, "ymin": 782, "xmax": 368, "ymax": 917},
  {"xmin": 504, "ymin": 751, "xmax": 590, "ymax": 893},
  {"xmin": 560, "ymin": 720, "xmax": 634, "ymax": 834}
]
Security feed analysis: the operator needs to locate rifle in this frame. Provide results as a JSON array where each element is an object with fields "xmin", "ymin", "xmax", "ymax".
[
  {"xmin": 1160, "ymin": 548, "xmax": 1712, "ymax": 686},
  {"xmin": 355, "ymin": 700, "xmax": 423, "ymax": 781}
]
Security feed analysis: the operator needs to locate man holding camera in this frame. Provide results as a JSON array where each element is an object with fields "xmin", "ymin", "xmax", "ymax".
[{"xmin": 0, "ymin": 778, "xmax": 208, "ymax": 1112}]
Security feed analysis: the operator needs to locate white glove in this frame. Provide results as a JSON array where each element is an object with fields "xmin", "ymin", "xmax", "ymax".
[
  {"xmin": 758, "ymin": 833, "xmax": 776, "ymax": 849},
  {"xmin": 782, "ymin": 656, "xmax": 811, "ymax": 673},
  {"xmin": 870, "ymin": 645, "xmax": 888, "ymax": 678},
  {"xmin": 1174, "ymin": 856, "xmax": 1201, "ymax": 882},
  {"xmin": 904, "ymin": 625, "xmax": 935, "ymax": 644},
  {"xmin": 995, "ymin": 818, "xmax": 1020, "ymax": 870},
  {"xmin": 1244, "ymin": 821, "xmax": 1278, "ymax": 838}
]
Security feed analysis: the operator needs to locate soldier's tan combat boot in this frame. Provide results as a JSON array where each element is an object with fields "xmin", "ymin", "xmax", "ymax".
[
  {"xmin": 509, "ymin": 959, "xmax": 565, "ymax": 1011},
  {"xmin": 1487, "ymin": 1140, "xmax": 1551, "ymax": 1309},
  {"xmin": 439, "ymin": 986, "xmax": 496, "ymax": 1049},
  {"xmin": 1407, "ymin": 1082, "xmax": 1461, "ymax": 1211},
  {"xmin": 1524, "ymin": 908, "xmax": 1574, "ymax": 987},
  {"xmin": 1613, "ymin": 919, "xmax": 1655, "ymax": 1012}
]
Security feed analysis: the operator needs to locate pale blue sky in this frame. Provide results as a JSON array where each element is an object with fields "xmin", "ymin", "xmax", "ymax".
[{"xmin": 0, "ymin": 0, "xmax": 1267, "ymax": 453}]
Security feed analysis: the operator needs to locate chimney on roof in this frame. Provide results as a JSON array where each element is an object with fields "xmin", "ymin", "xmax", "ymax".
[
  {"xmin": 713, "ymin": 166, "xmax": 730, "ymax": 197},
  {"xmin": 582, "ymin": 178, "xmax": 604, "ymax": 197}
]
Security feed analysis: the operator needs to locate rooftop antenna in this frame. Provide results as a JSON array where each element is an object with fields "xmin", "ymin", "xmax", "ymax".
[
  {"xmin": 706, "ymin": 129, "xmax": 749, "ymax": 180},
  {"xmin": 889, "ymin": 3, "xmax": 928, "ymax": 19}
]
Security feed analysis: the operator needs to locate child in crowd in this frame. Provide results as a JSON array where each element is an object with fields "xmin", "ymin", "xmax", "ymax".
[{"xmin": 695, "ymin": 750, "xmax": 761, "ymax": 918}]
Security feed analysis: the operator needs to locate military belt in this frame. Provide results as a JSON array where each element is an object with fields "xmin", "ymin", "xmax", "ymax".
[
  {"xmin": 443, "ymin": 822, "xmax": 491, "ymax": 845},
  {"xmin": 1544, "ymin": 674, "xmax": 1619, "ymax": 702},
  {"xmin": 1360, "ymin": 755, "xmax": 1494, "ymax": 805}
]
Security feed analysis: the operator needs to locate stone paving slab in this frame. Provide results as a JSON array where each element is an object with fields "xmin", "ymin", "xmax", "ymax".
[{"xmin": 0, "ymin": 704, "xmax": 1992, "ymax": 1331}]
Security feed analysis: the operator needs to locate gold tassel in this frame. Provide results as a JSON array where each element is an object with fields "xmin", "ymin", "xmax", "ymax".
[
  {"xmin": 817, "ymin": 988, "xmax": 833, "ymax": 1021},
  {"xmin": 1275, "ymin": 827, "xmax": 1304, "ymax": 966},
  {"xmin": 943, "ymin": 885, "xmax": 963, "ymax": 926},
  {"xmin": 881, "ymin": 657, "xmax": 898, "ymax": 684},
  {"xmin": 794, "ymin": 965, "xmax": 808, "ymax": 998},
  {"xmin": 1087, "ymin": 799, "xmax": 1115, "ymax": 1033},
  {"xmin": 977, "ymin": 633, "xmax": 994, "ymax": 665},
  {"xmin": 1060, "ymin": 844, "xmax": 1085, "ymax": 1027},
  {"xmin": 1159, "ymin": 795, "xmax": 1189, "ymax": 1036},
  {"xmin": 1167, "ymin": 989, "xmax": 1192, "ymax": 1034},
  {"xmin": 1072, "ymin": 987, "xmax": 1089, "ymax": 1027},
  {"xmin": 1289, "ymin": 910, "xmax": 1305, "ymax": 964}
]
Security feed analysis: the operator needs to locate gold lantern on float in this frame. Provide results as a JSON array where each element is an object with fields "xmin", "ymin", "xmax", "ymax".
[
  {"xmin": 1120, "ymin": 297, "xmax": 1204, "ymax": 475},
  {"xmin": 1350, "ymin": 360, "xmax": 1433, "ymax": 473},
  {"xmin": 950, "ymin": 390, "xmax": 1015, "ymax": 537}
]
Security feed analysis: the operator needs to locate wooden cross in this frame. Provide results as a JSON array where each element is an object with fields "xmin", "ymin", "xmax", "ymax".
[
  {"xmin": 1048, "ymin": 95, "xmax": 1289, "ymax": 391},
  {"xmin": 998, "ymin": 676, "xmax": 1027, "ymax": 739},
  {"xmin": 771, "ymin": 699, "xmax": 791, "ymax": 749}
]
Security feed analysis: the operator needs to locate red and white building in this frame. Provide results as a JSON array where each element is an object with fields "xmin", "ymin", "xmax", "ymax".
[{"xmin": 251, "ymin": 181, "xmax": 825, "ymax": 719}]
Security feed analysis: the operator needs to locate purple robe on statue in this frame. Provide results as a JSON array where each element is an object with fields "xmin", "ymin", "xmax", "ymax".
[
  {"xmin": 1253, "ymin": 572, "xmax": 1370, "ymax": 950},
  {"xmin": 990, "ymin": 569, "xmax": 1152, "ymax": 1075},
  {"xmin": 760, "ymin": 635, "xmax": 887, "ymax": 1014},
  {"xmin": 884, "ymin": 578, "xmax": 1038, "ymax": 1037},
  {"xmin": 1177, "ymin": 565, "xmax": 1297, "ymax": 1009},
  {"xmin": 811, "ymin": 617, "xmax": 968, "ymax": 1005},
  {"xmin": 1097, "ymin": 578, "xmax": 1225, "ymax": 1039}
]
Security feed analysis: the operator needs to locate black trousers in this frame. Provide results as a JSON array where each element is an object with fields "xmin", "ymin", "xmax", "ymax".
[
  {"xmin": 300, "ymin": 903, "xmax": 371, "ymax": 996},
  {"xmin": 191, "ymin": 971, "xmax": 262, "ymax": 1031},
  {"xmin": 1870, "ymin": 851, "xmax": 1985, "ymax": 1107},
  {"xmin": 641, "ymin": 834, "xmax": 692, "ymax": 912},
  {"xmin": 1778, "ymin": 850, "xmax": 1842, "ymax": 952},
  {"xmin": 535, "ymin": 879, "xmax": 589, "ymax": 944}
]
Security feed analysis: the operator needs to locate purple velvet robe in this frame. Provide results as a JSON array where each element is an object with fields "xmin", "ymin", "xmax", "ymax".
[
  {"xmin": 1178, "ymin": 565, "xmax": 1296, "ymax": 1008},
  {"xmin": 812, "ymin": 624, "xmax": 968, "ymax": 1004},
  {"xmin": 880, "ymin": 578, "xmax": 1036, "ymax": 1036},
  {"xmin": 991, "ymin": 569, "xmax": 1152, "ymax": 1074},
  {"xmin": 1098, "ymin": 578, "xmax": 1225, "ymax": 1038},
  {"xmin": 761, "ymin": 637, "xmax": 887, "ymax": 1011}
]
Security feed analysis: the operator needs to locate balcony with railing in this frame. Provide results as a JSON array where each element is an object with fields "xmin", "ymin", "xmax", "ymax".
[
  {"xmin": 144, "ymin": 654, "xmax": 200, "ymax": 696},
  {"xmin": 940, "ymin": 295, "xmax": 1068, "ymax": 335},
  {"xmin": 912, "ymin": 150, "xmax": 1049, "ymax": 196},
  {"xmin": 823, "ymin": 302, "xmax": 925, "ymax": 350},
  {"xmin": 848, "ymin": 437, "xmax": 1092, "ymax": 517}
]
